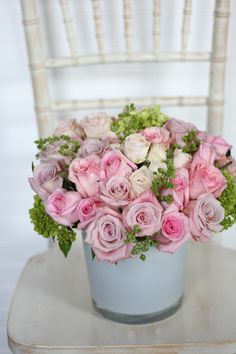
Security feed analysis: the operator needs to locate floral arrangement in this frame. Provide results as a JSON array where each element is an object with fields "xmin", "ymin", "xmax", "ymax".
[{"xmin": 29, "ymin": 104, "xmax": 236, "ymax": 263}]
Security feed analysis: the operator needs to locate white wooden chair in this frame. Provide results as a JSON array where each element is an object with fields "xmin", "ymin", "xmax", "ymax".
[{"xmin": 21, "ymin": 0, "xmax": 230, "ymax": 138}]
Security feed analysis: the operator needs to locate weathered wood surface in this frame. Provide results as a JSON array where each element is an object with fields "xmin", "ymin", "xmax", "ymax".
[{"xmin": 8, "ymin": 239, "xmax": 236, "ymax": 354}]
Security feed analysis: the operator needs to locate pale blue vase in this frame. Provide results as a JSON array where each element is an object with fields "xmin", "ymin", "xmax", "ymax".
[{"xmin": 83, "ymin": 234, "xmax": 188, "ymax": 324}]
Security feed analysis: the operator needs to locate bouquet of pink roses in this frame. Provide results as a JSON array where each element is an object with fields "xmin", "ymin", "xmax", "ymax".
[{"xmin": 29, "ymin": 104, "xmax": 236, "ymax": 263}]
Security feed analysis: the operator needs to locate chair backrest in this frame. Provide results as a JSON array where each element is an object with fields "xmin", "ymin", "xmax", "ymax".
[{"xmin": 21, "ymin": 0, "xmax": 230, "ymax": 137}]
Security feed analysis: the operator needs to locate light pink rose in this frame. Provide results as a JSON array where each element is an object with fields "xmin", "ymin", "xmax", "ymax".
[
  {"xmin": 189, "ymin": 193, "xmax": 225, "ymax": 242},
  {"xmin": 68, "ymin": 155, "xmax": 101, "ymax": 197},
  {"xmin": 77, "ymin": 197, "xmax": 102, "ymax": 229},
  {"xmin": 194, "ymin": 141, "xmax": 217, "ymax": 164},
  {"xmin": 158, "ymin": 204, "xmax": 190, "ymax": 253},
  {"xmin": 53, "ymin": 119, "xmax": 84, "ymax": 140},
  {"xmin": 100, "ymin": 149, "xmax": 137, "ymax": 179},
  {"xmin": 189, "ymin": 160, "xmax": 227, "ymax": 199},
  {"xmin": 197, "ymin": 130, "xmax": 207, "ymax": 141},
  {"xmin": 172, "ymin": 168, "xmax": 189, "ymax": 210},
  {"xmin": 164, "ymin": 118, "xmax": 196, "ymax": 146},
  {"xmin": 85, "ymin": 207, "xmax": 132, "ymax": 263},
  {"xmin": 205, "ymin": 135, "xmax": 231, "ymax": 156},
  {"xmin": 122, "ymin": 191, "xmax": 163, "ymax": 236},
  {"xmin": 38, "ymin": 141, "xmax": 71, "ymax": 165},
  {"xmin": 173, "ymin": 149, "xmax": 192, "ymax": 169},
  {"xmin": 140, "ymin": 127, "xmax": 170, "ymax": 147},
  {"xmin": 101, "ymin": 131, "xmax": 120, "ymax": 145},
  {"xmin": 80, "ymin": 113, "xmax": 111, "ymax": 139},
  {"xmin": 29, "ymin": 162, "xmax": 63, "ymax": 201},
  {"xmin": 46, "ymin": 188, "xmax": 82, "ymax": 227},
  {"xmin": 100, "ymin": 176, "xmax": 134, "ymax": 207},
  {"xmin": 77, "ymin": 139, "xmax": 106, "ymax": 158}
]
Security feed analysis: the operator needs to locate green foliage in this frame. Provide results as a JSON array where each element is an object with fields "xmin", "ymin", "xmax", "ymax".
[
  {"xmin": 35, "ymin": 135, "xmax": 80, "ymax": 160},
  {"xmin": 182, "ymin": 129, "xmax": 200, "ymax": 154},
  {"xmin": 151, "ymin": 130, "xmax": 200, "ymax": 201},
  {"xmin": 35, "ymin": 135, "xmax": 70, "ymax": 150},
  {"xmin": 124, "ymin": 225, "xmax": 159, "ymax": 261},
  {"xmin": 111, "ymin": 104, "xmax": 168, "ymax": 141},
  {"xmin": 219, "ymin": 170, "xmax": 236, "ymax": 230},
  {"xmin": 151, "ymin": 148, "xmax": 175, "ymax": 203},
  {"xmin": 29, "ymin": 195, "xmax": 76, "ymax": 257},
  {"xmin": 59, "ymin": 140, "xmax": 80, "ymax": 159}
]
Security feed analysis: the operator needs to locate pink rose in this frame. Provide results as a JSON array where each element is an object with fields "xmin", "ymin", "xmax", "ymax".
[
  {"xmin": 205, "ymin": 135, "xmax": 231, "ymax": 156},
  {"xmin": 172, "ymin": 168, "xmax": 189, "ymax": 210},
  {"xmin": 68, "ymin": 155, "xmax": 101, "ymax": 197},
  {"xmin": 173, "ymin": 149, "xmax": 192, "ymax": 169},
  {"xmin": 53, "ymin": 119, "xmax": 84, "ymax": 140},
  {"xmin": 77, "ymin": 197, "xmax": 102, "ymax": 229},
  {"xmin": 100, "ymin": 149, "xmax": 137, "ymax": 179},
  {"xmin": 85, "ymin": 207, "xmax": 132, "ymax": 263},
  {"xmin": 46, "ymin": 188, "xmax": 82, "ymax": 227},
  {"xmin": 189, "ymin": 193, "xmax": 225, "ymax": 242},
  {"xmin": 164, "ymin": 118, "xmax": 196, "ymax": 146},
  {"xmin": 122, "ymin": 191, "xmax": 163, "ymax": 236},
  {"xmin": 194, "ymin": 141, "xmax": 217, "ymax": 164},
  {"xmin": 29, "ymin": 162, "xmax": 63, "ymax": 201},
  {"xmin": 158, "ymin": 204, "xmax": 190, "ymax": 253},
  {"xmin": 77, "ymin": 139, "xmax": 106, "ymax": 158},
  {"xmin": 197, "ymin": 130, "xmax": 207, "ymax": 141},
  {"xmin": 162, "ymin": 168, "xmax": 189, "ymax": 211},
  {"xmin": 80, "ymin": 113, "xmax": 111, "ymax": 139},
  {"xmin": 141, "ymin": 127, "xmax": 170, "ymax": 147},
  {"xmin": 100, "ymin": 176, "xmax": 134, "ymax": 207},
  {"xmin": 190, "ymin": 160, "xmax": 227, "ymax": 199}
]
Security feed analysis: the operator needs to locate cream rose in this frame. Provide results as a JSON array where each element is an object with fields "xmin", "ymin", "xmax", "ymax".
[
  {"xmin": 149, "ymin": 161, "xmax": 167, "ymax": 173},
  {"xmin": 80, "ymin": 113, "xmax": 111, "ymax": 139},
  {"xmin": 123, "ymin": 133, "xmax": 150, "ymax": 164},
  {"xmin": 129, "ymin": 166, "xmax": 153, "ymax": 196},
  {"xmin": 173, "ymin": 149, "xmax": 192, "ymax": 169},
  {"xmin": 147, "ymin": 143, "xmax": 166, "ymax": 163}
]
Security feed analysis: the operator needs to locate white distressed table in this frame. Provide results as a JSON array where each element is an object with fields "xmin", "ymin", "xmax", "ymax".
[{"xmin": 7, "ymin": 239, "xmax": 236, "ymax": 354}]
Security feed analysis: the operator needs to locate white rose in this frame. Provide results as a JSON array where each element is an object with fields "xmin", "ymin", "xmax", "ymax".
[
  {"xmin": 149, "ymin": 161, "xmax": 167, "ymax": 172},
  {"xmin": 173, "ymin": 149, "xmax": 192, "ymax": 169},
  {"xmin": 129, "ymin": 166, "xmax": 153, "ymax": 196},
  {"xmin": 80, "ymin": 113, "xmax": 111, "ymax": 139},
  {"xmin": 148, "ymin": 144, "xmax": 166, "ymax": 163},
  {"xmin": 123, "ymin": 133, "xmax": 150, "ymax": 164}
]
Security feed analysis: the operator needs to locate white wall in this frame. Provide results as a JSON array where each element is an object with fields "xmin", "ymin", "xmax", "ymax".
[{"xmin": 0, "ymin": 0, "xmax": 236, "ymax": 352}]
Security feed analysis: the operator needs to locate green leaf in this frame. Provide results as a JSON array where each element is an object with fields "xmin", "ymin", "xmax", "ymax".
[
  {"xmin": 219, "ymin": 170, "xmax": 236, "ymax": 230},
  {"xmin": 31, "ymin": 162, "xmax": 35, "ymax": 172},
  {"xmin": 59, "ymin": 241, "xmax": 72, "ymax": 257}
]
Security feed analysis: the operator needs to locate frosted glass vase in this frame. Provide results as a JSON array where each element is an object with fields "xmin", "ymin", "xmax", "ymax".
[{"xmin": 83, "ymin": 235, "xmax": 188, "ymax": 324}]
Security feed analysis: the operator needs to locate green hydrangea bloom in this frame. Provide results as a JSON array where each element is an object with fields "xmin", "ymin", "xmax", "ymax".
[
  {"xmin": 111, "ymin": 104, "xmax": 168, "ymax": 141},
  {"xmin": 219, "ymin": 170, "xmax": 236, "ymax": 230}
]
